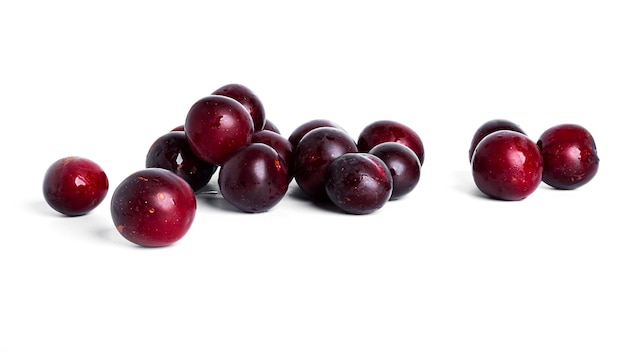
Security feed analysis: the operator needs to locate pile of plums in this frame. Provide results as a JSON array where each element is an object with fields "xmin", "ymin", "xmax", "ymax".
[
  {"xmin": 42, "ymin": 85, "xmax": 601, "ymax": 247},
  {"xmin": 469, "ymin": 119, "xmax": 600, "ymax": 201},
  {"xmin": 42, "ymin": 84, "xmax": 424, "ymax": 247}
]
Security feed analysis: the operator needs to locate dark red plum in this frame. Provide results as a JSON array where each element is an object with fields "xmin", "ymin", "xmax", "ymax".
[
  {"xmin": 262, "ymin": 119, "xmax": 281, "ymax": 134},
  {"xmin": 111, "ymin": 168, "xmax": 196, "ymax": 247},
  {"xmin": 218, "ymin": 143, "xmax": 290, "ymax": 213},
  {"xmin": 43, "ymin": 156, "xmax": 109, "ymax": 216},
  {"xmin": 357, "ymin": 120, "xmax": 425, "ymax": 166},
  {"xmin": 369, "ymin": 142, "xmax": 421, "ymax": 200},
  {"xmin": 471, "ymin": 130, "xmax": 543, "ymax": 201},
  {"xmin": 146, "ymin": 131, "xmax": 218, "ymax": 191},
  {"xmin": 252, "ymin": 130, "xmax": 294, "ymax": 178},
  {"xmin": 212, "ymin": 83, "xmax": 266, "ymax": 131},
  {"xmin": 537, "ymin": 124, "xmax": 599, "ymax": 190},
  {"xmin": 294, "ymin": 127, "xmax": 358, "ymax": 199},
  {"xmin": 185, "ymin": 95, "xmax": 254, "ymax": 165},
  {"xmin": 325, "ymin": 153, "xmax": 393, "ymax": 215},
  {"xmin": 288, "ymin": 119, "xmax": 345, "ymax": 149},
  {"xmin": 469, "ymin": 119, "xmax": 525, "ymax": 162}
]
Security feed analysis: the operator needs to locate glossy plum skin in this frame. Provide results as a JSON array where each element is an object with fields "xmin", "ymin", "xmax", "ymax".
[
  {"xmin": 357, "ymin": 120, "xmax": 425, "ymax": 166},
  {"xmin": 471, "ymin": 130, "xmax": 543, "ymax": 201},
  {"xmin": 218, "ymin": 143, "xmax": 290, "ymax": 213},
  {"xmin": 288, "ymin": 119, "xmax": 345, "ymax": 149},
  {"xmin": 252, "ymin": 130, "xmax": 294, "ymax": 178},
  {"xmin": 110, "ymin": 168, "xmax": 196, "ymax": 247},
  {"xmin": 43, "ymin": 156, "xmax": 109, "ymax": 216},
  {"xmin": 146, "ymin": 131, "xmax": 218, "ymax": 191},
  {"xmin": 469, "ymin": 119, "xmax": 525, "ymax": 162},
  {"xmin": 262, "ymin": 119, "xmax": 281, "ymax": 134},
  {"xmin": 325, "ymin": 153, "xmax": 393, "ymax": 215},
  {"xmin": 537, "ymin": 124, "xmax": 599, "ymax": 190},
  {"xmin": 212, "ymin": 83, "xmax": 266, "ymax": 131},
  {"xmin": 185, "ymin": 95, "xmax": 254, "ymax": 165},
  {"xmin": 294, "ymin": 127, "xmax": 358, "ymax": 199},
  {"xmin": 369, "ymin": 142, "xmax": 421, "ymax": 200}
]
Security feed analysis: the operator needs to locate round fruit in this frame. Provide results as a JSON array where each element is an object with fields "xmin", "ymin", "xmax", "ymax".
[
  {"xmin": 537, "ymin": 123, "xmax": 599, "ymax": 190},
  {"xmin": 293, "ymin": 127, "xmax": 358, "ymax": 199},
  {"xmin": 146, "ymin": 131, "xmax": 218, "ymax": 192},
  {"xmin": 357, "ymin": 120, "xmax": 425, "ymax": 166},
  {"xmin": 325, "ymin": 153, "xmax": 393, "ymax": 215},
  {"xmin": 185, "ymin": 95, "xmax": 254, "ymax": 165},
  {"xmin": 262, "ymin": 119, "xmax": 281, "ymax": 134},
  {"xmin": 42, "ymin": 156, "xmax": 109, "ymax": 216},
  {"xmin": 218, "ymin": 143, "xmax": 290, "ymax": 213},
  {"xmin": 212, "ymin": 83, "xmax": 266, "ymax": 131},
  {"xmin": 288, "ymin": 119, "xmax": 345, "ymax": 149},
  {"xmin": 469, "ymin": 119, "xmax": 525, "ymax": 162},
  {"xmin": 471, "ymin": 130, "xmax": 543, "ymax": 201},
  {"xmin": 252, "ymin": 130, "xmax": 294, "ymax": 178},
  {"xmin": 110, "ymin": 168, "xmax": 196, "ymax": 247},
  {"xmin": 369, "ymin": 142, "xmax": 421, "ymax": 200}
]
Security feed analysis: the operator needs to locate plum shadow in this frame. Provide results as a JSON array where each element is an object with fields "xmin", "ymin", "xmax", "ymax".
[
  {"xmin": 195, "ymin": 189, "xmax": 251, "ymax": 213},
  {"xmin": 450, "ymin": 170, "xmax": 492, "ymax": 199}
]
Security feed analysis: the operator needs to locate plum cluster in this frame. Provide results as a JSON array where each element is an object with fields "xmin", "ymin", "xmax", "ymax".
[
  {"xmin": 144, "ymin": 85, "xmax": 424, "ymax": 221},
  {"xmin": 290, "ymin": 120, "xmax": 423, "ymax": 215},
  {"xmin": 42, "ymin": 83, "xmax": 424, "ymax": 247},
  {"xmin": 469, "ymin": 119, "xmax": 600, "ymax": 201},
  {"xmin": 42, "ymin": 88, "xmax": 601, "ymax": 248}
]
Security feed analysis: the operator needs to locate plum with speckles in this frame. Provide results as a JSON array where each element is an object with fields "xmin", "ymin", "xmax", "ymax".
[{"xmin": 110, "ymin": 168, "xmax": 196, "ymax": 247}]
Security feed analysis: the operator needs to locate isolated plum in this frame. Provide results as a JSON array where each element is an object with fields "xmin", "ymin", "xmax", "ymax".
[{"xmin": 43, "ymin": 156, "xmax": 109, "ymax": 216}]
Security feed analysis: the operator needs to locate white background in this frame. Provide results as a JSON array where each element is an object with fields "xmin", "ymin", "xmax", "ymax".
[{"xmin": 1, "ymin": 1, "xmax": 625, "ymax": 351}]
